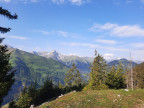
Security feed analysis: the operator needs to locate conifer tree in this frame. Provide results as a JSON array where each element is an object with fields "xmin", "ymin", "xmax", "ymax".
[
  {"xmin": 106, "ymin": 63, "xmax": 126, "ymax": 89},
  {"xmin": 87, "ymin": 50, "xmax": 108, "ymax": 90},
  {"xmin": 0, "ymin": 7, "xmax": 17, "ymax": 106},
  {"xmin": 0, "ymin": 39, "xmax": 15, "ymax": 106},
  {"xmin": 116, "ymin": 62, "xmax": 126, "ymax": 89},
  {"xmin": 65, "ymin": 63, "xmax": 82, "ymax": 87},
  {"xmin": 15, "ymin": 86, "xmax": 32, "ymax": 108},
  {"xmin": 106, "ymin": 66, "xmax": 117, "ymax": 89}
]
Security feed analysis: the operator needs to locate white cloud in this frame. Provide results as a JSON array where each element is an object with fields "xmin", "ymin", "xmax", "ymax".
[
  {"xmin": 17, "ymin": 0, "xmax": 38, "ymax": 4},
  {"xmin": 51, "ymin": 0, "xmax": 90, "ymax": 5},
  {"xmin": 61, "ymin": 42, "xmax": 100, "ymax": 48},
  {"xmin": 33, "ymin": 30, "xmax": 50, "ymax": 35},
  {"xmin": 0, "ymin": 34, "xmax": 28, "ymax": 40},
  {"xmin": 0, "ymin": 0, "xmax": 11, "ymax": 2},
  {"xmin": 60, "ymin": 42, "xmax": 128, "ymax": 52},
  {"xmin": 96, "ymin": 39, "xmax": 117, "ymax": 45},
  {"xmin": 130, "ymin": 43, "xmax": 144, "ymax": 48},
  {"xmin": 104, "ymin": 53, "xmax": 114, "ymax": 60},
  {"xmin": 69, "ymin": 0, "xmax": 83, "ymax": 5},
  {"xmin": 34, "ymin": 30, "xmax": 81, "ymax": 38},
  {"xmin": 126, "ymin": 0, "xmax": 133, "ymax": 3},
  {"xmin": 90, "ymin": 23, "xmax": 144, "ymax": 37},
  {"xmin": 51, "ymin": 0, "xmax": 65, "ymax": 4},
  {"xmin": 9, "ymin": 36, "xmax": 28, "ymax": 40},
  {"xmin": 31, "ymin": 0, "xmax": 38, "ymax": 2}
]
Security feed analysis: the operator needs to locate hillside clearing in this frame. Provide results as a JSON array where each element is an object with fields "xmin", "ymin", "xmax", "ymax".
[{"xmin": 39, "ymin": 89, "xmax": 144, "ymax": 108}]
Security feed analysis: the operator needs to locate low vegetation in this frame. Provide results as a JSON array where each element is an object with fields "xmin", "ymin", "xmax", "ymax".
[{"xmin": 39, "ymin": 89, "xmax": 144, "ymax": 108}]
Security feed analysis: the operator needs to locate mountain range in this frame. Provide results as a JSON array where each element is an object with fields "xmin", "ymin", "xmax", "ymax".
[
  {"xmin": 31, "ymin": 50, "xmax": 138, "ymax": 71},
  {"xmin": 3, "ymin": 47, "xmax": 139, "ymax": 105},
  {"xmin": 32, "ymin": 50, "xmax": 93, "ymax": 74}
]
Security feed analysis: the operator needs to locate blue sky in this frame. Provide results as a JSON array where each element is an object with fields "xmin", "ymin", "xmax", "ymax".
[{"xmin": 1, "ymin": 0, "xmax": 144, "ymax": 61}]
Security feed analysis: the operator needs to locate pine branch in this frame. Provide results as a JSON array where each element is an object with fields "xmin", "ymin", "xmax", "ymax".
[
  {"xmin": 0, "ymin": 27, "xmax": 11, "ymax": 33},
  {"xmin": 0, "ymin": 7, "xmax": 18, "ymax": 19}
]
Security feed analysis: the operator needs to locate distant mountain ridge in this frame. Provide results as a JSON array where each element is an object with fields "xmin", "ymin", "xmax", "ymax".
[
  {"xmin": 107, "ymin": 58, "xmax": 137, "ymax": 69},
  {"xmin": 31, "ymin": 50, "xmax": 138, "ymax": 73},
  {"xmin": 31, "ymin": 50, "xmax": 94, "ymax": 74}
]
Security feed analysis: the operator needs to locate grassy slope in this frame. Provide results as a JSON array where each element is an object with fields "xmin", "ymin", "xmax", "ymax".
[{"xmin": 39, "ymin": 89, "xmax": 144, "ymax": 108}]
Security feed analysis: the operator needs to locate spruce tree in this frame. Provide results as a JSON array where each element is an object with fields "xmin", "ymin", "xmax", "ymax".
[
  {"xmin": 0, "ymin": 7, "xmax": 17, "ymax": 106},
  {"xmin": 0, "ymin": 39, "xmax": 15, "ymax": 105},
  {"xmin": 116, "ymin": 62, "xmax": 126, "ymax": 89},
  {"xmin": 65, "ymin": 63, "xmax": 82, "ymax": 87},
  {"xmin": 106, "ymin": 63, "xmax": 126, "ymax": 89},
  {"xmin": 87, "ymin": 50, "xmax": 108, "ymax": 90},
  {"xmin": 106, "ymin": 66, "xmax": 117, "ymax": 89}
]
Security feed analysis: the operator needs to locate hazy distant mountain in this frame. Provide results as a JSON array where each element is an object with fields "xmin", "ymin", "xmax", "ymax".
[
  {"xmin": 107, "ymin": 58, "xmax": 137, "ymax": 69},
  {"xmin": 31, "ymin": 50, "xmax": 94, "ymax": 73}
]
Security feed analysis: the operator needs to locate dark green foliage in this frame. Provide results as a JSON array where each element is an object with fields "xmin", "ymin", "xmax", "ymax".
[
  {"xmin": 86, "ymin": 50, "xmax": 108, "ymax": 90},
  {"xmin": 65, "ymin": 63, "xmax": 82, "ymax": 87},
  {"xmin": 0, "ymin": 39, "xmax": 15, "ymax": 106},
  {"xmin": 14, "ymin": 78, "xmax": 63, "ymax": 108},
  {"xmin": 15, "ymin": 82, "xmax": 38, "ymax": 108},
  {"xmin": 133, "ymin": 62, "xmax": 144, "ymax": 88},
  {"xmin": 106, "ymin": 63, "xmax": 126, "ymax": 89},
  {"xmin": 36, "ymin": 78, "xmax": 54, "ymax": 105},
  {"xmin": 16, "ymin": 93, "xmax": 32, "ymax": 108},
  {"xmin": 0, "ymin": 7, "xmax": 17, "ymax": 106},
  {"xmin": 0, "ymin": 7, "xmax": 17, "ymax": 33}
]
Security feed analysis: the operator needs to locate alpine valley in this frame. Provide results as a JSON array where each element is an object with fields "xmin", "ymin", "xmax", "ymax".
[{"xmin": 3, "ymin": 47, "xmax": 138, "ymax": 105}]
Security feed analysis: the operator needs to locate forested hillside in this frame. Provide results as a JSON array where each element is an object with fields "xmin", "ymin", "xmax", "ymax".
[{"xmin": 2, "ymin": 49, "xmax": 69, "ymax": 105}]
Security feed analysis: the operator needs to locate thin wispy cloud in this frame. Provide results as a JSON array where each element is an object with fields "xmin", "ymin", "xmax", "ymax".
[
  {"xmin": 51, "ymin": 0, "xmax": 90, "ymax": 5},
  {"xmin": 51, "ymin": 0, "xmax": 65, "ymax": 4},
  {"xmin": 0, "ymin": 0, "xmax": 11, "ymax": 3},
  {"xmin": 96, "ymin": 39, "xmax": 117, "ymax": 45},
  {"xmin": 126, "ymin": 0, "xmax": 133, "ymax": 4},
  {"xmin": 130, "ymin": 43, "xmax": 144, "ymax": 48},
  {"xmin": 9, "ymin": 36, "xmax": 28, "ymax": 40},
  {"xmin": 0, "ymin": 34, "xmax": 28, "ymax": 40},
  {"xmin": 61, "ymin": 42, "xmax": 128, "ymax": 52},
  {"xmin": 34, "ymin": 30, "xmax": 81, "ymax": 38},
  {"xmin": 0, "ymin": 0, "xmax": 38, "ymax": 3},
  {"xmin": 66, "ymin": 42, "xmax": 100, "ymax": 48},
  {"xmin": 90, "ymin": 23, "xmax": 144, "ymax": 37}
]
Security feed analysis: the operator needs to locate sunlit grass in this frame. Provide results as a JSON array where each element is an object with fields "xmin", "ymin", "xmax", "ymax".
[{"xmin": 39, "ymin": 89, "xmax": 144, "ymax": 108}]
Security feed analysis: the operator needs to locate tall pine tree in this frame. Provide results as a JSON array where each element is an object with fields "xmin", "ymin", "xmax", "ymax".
[
  {"xmin": 87, "ymin": 50, "xmax": 108, "ymax": 90},
  {"xmin": 65, "ymin": 63, "xmax": 82, "ymax": 87},
  {"xmin": 0, "ymin": 39, "xmax": 15, "ymax": 105},
  {"xmin": 0, "ymin": 7, "xmax": 17, "ymax": 106}
]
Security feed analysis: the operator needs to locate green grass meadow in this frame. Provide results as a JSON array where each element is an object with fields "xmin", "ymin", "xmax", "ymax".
[{"xmin": 39, "ymin": 89, "xmax": 144, "ymax": 108}]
